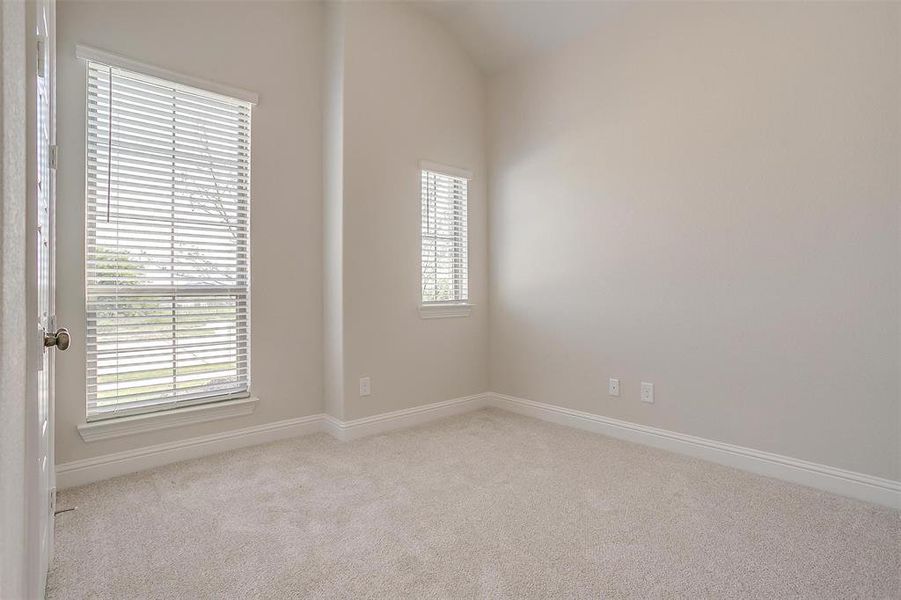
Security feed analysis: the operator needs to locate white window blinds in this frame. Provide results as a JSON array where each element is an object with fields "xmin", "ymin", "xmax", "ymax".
[
  {"xmin": 421, "ymin": 166, "xmax": 469, "ymax": 304},
  {"xmin": 85, "ymin": 60, "xmax": 252, "ymax": 420}
]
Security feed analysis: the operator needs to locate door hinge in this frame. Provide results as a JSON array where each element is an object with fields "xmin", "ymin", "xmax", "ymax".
[
  {"xmin": 37, "ymin": 39, "xmax": 46, "ymax": 78},
  {"xmin": 50, "ymin": 145, "xmax": 58, "ymax": 170}
]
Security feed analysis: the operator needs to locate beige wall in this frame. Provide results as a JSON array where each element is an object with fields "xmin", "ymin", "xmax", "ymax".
[
  {"xmin": 55, "ymin": 0, "xmax": 324, "ymax": 464},
  {"xmin": 55, "ymin": 0, "xmax": 487, "ymax": 460},
  {"xmin": 337, "ymin": 2, "xmax": 488, "ymax": 420},
  {"xmin": 51, "ymin": 1, "xmax": 896, "ymax": 483},
  {"xmin": 488, "ymin": 2, "xmax": 901, "ymax": 480}
]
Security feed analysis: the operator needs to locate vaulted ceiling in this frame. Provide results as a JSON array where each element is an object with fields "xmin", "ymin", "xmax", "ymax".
[{"xmin": 417, "ymin": 1, "xmax": 616, "ymax": 74}]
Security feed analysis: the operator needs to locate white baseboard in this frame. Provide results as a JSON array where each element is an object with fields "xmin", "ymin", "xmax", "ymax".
[
  {"xmin": 323, "ymin": 393, "xmax": 490, "ymax": 441},
  {"xmin": 56, "ymin": 414, "xmax": 324, "ymax": 489},
  {"xmin": 56, "ymin": 393, "xmax": 491, "ymax": 489},
  {"xmin": 56, "ymin": 390, "xmax": 901, "ymax": 509},
  {"xmin": 487, "ymin": 392, "xmax": 901, "ymax": 509}
]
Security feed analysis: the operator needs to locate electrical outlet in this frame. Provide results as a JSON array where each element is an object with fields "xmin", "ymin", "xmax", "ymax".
[
  {"xmin": 359, "ymin": 376, "xmax": 371, "ymax": 397},
  {"xmin": 641, "ymin": 382, "xmax": 654, "ymax": 403},
  {"xmin": 608, "ymin": 378, "xmax": 620, "ymax": 397}
]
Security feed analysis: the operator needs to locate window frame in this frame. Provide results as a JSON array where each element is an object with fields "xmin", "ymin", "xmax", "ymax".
[
  {"xmin": 79, "ymin": 47, "xmax": 257, "ymax": 422},
  {"xmin": 419, "ymin": 161, "xmax": 472, "ymax": 318}
]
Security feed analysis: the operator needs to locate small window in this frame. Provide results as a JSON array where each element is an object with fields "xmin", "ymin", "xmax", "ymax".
[
  {"xmin": 84, "ymin": 59, "xmax": 252, "ymax": 420},
  {"xmin": 420, "ymin": 164, "xmax": 470, "ymax": 307}
]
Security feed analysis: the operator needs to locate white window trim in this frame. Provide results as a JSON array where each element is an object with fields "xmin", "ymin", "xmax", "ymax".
[
  {"xmin": 77, "ymin": 396, "xmax": 258, "ymax": 442},
  {"xmin": 419, "ymin": 160, "xmax": 472, "ymax": 181},
  {"xmin": 75, "ymin": 45, "xmax": 259, "ymax": 106},
  {"xmin": 420, "ymin": 160, "xmax": 472, "ymax": 313},
  {"xmin": 419, "ymin": 302, "xmax": 473, "ymax": 319},
  {"xmin": 81, "ymin": 54, "xmax": 253, "ymax": 421}
]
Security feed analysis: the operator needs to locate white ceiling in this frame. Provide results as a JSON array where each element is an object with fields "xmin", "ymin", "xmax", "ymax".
[{"xmin": 417, "ymin": 1, "xmax": 616, "ymax": 75}]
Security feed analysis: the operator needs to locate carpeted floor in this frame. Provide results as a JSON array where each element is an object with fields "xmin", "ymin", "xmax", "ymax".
[{"xmin": 48, "ymin": 409, "xmax": 900, "ymax": 599}]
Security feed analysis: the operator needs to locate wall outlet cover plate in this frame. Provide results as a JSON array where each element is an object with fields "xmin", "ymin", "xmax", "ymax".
[
  {"xmin": 640, "ymin": 382, "xmax": 654, "ymax": 403},
  {"xmin": 609, "ymin": 378, "xmax": 620, "ymax": 397}
]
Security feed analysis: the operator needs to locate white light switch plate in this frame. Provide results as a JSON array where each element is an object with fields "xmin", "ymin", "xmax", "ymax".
[
  {"xmin": 640, "ymin": 382, "xmax": 654, "ymax": 403},
  {"xmin": 359, "ymin": 377, "xmax": 371, "ymax": 397}
]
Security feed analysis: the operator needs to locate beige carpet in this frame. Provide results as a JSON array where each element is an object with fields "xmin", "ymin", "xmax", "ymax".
[{"xmin": 48, "ymin": 409, "xmax": 899, "ymax": 599}]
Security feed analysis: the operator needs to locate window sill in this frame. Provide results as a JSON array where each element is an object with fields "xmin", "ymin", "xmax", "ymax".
[
  {"xmin": 77, "ymin": 396, "xmax": 258, "ymax": 442},
  {"xmin": 419, "ymin": 303, "xmax": 473, "ymax": 319}
]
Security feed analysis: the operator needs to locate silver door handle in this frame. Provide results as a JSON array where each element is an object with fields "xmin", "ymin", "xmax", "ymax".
[{"xmin": 43, "ymin": 328, "xmax": 70, "ymax": 351}]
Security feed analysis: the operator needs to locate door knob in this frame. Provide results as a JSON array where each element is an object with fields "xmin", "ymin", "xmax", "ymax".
[{"xmin": 43, "ymin": 328, "xmax": 70, "ymax": 351}]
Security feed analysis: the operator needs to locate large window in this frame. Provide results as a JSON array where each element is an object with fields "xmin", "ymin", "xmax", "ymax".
[
  {"xmin": 84, "ymin": 57, "xmax": 252, "ymax": 420},
  {"xmin": 420, "ymin": 164, "xmax": 469, "ymax": 306}
]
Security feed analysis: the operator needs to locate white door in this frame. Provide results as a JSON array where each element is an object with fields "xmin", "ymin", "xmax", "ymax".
[{"xmin": 27, "ymin": 0, "xmax": 59, "ymax": 596}]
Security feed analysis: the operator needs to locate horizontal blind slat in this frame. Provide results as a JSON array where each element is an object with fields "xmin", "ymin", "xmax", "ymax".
[
  {"xmin": 88, "ymin": 64, "xmax": 251, "ymax": 114},
  {"xmin": 86, "ymin": 79, "xmax": 250, "ymax": 123}
]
